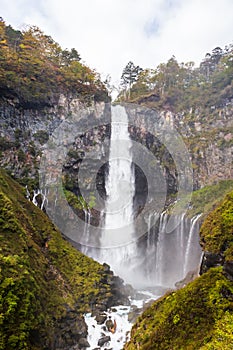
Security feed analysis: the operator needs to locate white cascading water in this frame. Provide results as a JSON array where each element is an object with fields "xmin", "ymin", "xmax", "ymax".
[
  {"xmin": 80, "ymin": 104, "xmax": 202, "ymax": 289},
  {"xmin": 98, "ymin": 105, "xmax": 136, "ymax": 282},
  {"xmin": 145, "ymin": 212, "xmax": 202, "ymax": 288},
  {"xmin": 104, "ymin": 105, "xmax": 135, "ymax": 234},
  {"xmin": 183, "ymin": 214, "xmax": 202, "ymax": 275},
  {"xmin": 82, "ymin": 209, "xmax": 91, "ymax": 255}
]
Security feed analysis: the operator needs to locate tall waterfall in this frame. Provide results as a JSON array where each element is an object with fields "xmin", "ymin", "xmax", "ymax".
[
  {"xmin": 104, "ymin": 105, "xmax": 135, "ymax": 237},
  {"xmin": 97, "ymin": 105, "xmax": 136, "ymax": 282}
]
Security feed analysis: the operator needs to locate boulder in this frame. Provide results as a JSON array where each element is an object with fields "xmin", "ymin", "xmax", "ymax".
[
  {"xmin": 95, "ymin": 313, "xmax": 107, "ymax": 325},
  {"xmin": 200, "ymin": 252, "xmax": 224, "ymax": 274},
  {"xmin": 224, "ymin": 261, "xmax": 233, "ymax": 280},
  {"xmin": 97, "ymin": 336, "xmax": 111, "ymax": 347},
  {"xmin": 105, "ymin": 318, "xmax": 114, "ymax": 331}
]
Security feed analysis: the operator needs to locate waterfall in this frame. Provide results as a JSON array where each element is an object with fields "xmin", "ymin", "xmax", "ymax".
[
  {"xmin": 104, "ymin": 104, "xmax": 135, "ymax": 236},
  {"xmin": 97, "ymin": 105, "xmax": 136, "ymax": 282},
  {"xmin": 82, "ymin": 209, "xmax": 91, "ymax": 255},
  {"xmin": 31, "ymin": 188, "xmax": 48, "ymax": 210},
  {"xmin": 154, "ymin": 212, "xmax": 167, "ymax": 286},
  {"xmin": 183, "ymin": 214, "xmax": 202, "ymax": 276},
  {"xmin": 144, "ymin": 212, "xmax": 202, "ymax": 288},
  {"xmin": 79, "ymin": 104, "xmax": 202, "ymax": 289}
]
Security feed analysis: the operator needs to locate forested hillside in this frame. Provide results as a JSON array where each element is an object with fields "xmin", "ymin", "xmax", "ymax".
[
  {"xmin": 0, "ymin": 18, "xmax": 109, "ymax": 108},
  {"xmin": 118, "ymin": 46, "xmax": 233, "ymax": 112}
]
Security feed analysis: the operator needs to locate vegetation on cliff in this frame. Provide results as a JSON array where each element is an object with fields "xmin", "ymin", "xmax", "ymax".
[
  {"xmin": 118, "ymin": 46, "xmax": 233, "ymax": 112},
  {"xmin": 125, "ymin": 190, "xmax": 233, "ymax": 350},
  {"xmin": 125, "ymin": 267, "xmax": 233, "ymax": 350},
  {"xmin": 118, "ymin": 47, "xmax": 233, "ymax": 191},
  {"xmin": 200, "ymin": 189, "xmax": 233, "ymax": 261},
  {"xmin": 0, "ymin": 18, "xmax": 109, "ymax": 108},
  {"xmin": 0, "ymin": 169, "xmax": 124, "ymax": 350},
  {"xmin": 173, "ymin": 179, "xmax": 233, "ymax": 218}
]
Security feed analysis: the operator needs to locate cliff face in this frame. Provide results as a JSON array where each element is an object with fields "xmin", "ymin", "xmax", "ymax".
[
  {"xmin": 124, "ymin": 190, "xmax": 233, "ymax": 350},
  {"xmin": 173, "ymin": 105, "xmax": 233, "ymax": 189},
  {"xmin": 128, "ymin": 104, "xmax": 232, "ymax": 191},
  {"xmin": 0, "ymin": 169, "xmax": 129, "ymax": 350},
  {"xmin": 0, "ymin": 97, "xmax": 232, "ymax": 195},
  {"xmin": 0, "ymin": 95, "xmax": 83, "ymax": 186}
]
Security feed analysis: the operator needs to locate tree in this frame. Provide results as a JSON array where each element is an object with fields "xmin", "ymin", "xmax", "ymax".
[
  {"xmin": 120, "ymin": 61, "xmax": 142, "ymax": 99},
  {"xmin": 61, "ymin": 48, "xmax": 81, "ymax": 66}
]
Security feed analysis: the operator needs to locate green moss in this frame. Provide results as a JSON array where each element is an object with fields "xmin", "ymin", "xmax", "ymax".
[
  {"xmin": 125, "ymin": 267, "xmax": 233, "ymax": 350},
  {"xmin": 200, "ymin": 311, "xmax": 233, "ymax": 349},
  {"xmin": 64, "ymin": 189, "xmax": 96, "ymax": 211},
  {"xmin": 0, "ymin": 169, "xmax": 114, "ymax": 349},
  {"xmin": 200, "ymin": 190, "xmax": 233, "ymax": 260},
  {"xmin": 172, "ymin": 180, "xmax": 233, "ymax": 218}
]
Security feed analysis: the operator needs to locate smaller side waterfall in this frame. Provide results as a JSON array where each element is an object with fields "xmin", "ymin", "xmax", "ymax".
[
  {"xmin": 81, "ymin": 209, "xmax": 91, "ymax": 255},
  {"xmin": 30, "ymin": 188, "xmax": 48, "ymax": 210},
  {"xmin": 144, "ymin": 213, "xmax": 202, "ymax": 288},
  {"xmin": 183, "ymin": 214, "xmax": 202, "ymax": 275}
]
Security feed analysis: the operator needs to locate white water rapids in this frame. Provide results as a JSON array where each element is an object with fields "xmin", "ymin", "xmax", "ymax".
[{"xmin": 84, "ymin": 291, "xmax": 159, "ymax": 350}]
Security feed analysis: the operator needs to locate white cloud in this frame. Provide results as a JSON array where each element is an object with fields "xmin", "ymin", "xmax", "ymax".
[{"xmin": 1, "ymin": 0, "xmax": 233, "ymax": 89}]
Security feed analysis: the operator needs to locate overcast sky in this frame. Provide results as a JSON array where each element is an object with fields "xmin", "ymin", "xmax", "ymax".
[{"xmin": 1, "ymin": 0, "xmax": 233, "ymax": 90}]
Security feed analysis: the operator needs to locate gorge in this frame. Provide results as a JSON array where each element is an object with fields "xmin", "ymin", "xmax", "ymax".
[{"xmin": 0, "ymin": 17, "xmax": 232, "ymax": 350}]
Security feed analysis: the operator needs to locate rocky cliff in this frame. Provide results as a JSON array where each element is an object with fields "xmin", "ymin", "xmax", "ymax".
[{"xmin": 0, "ymin": 92, "xmax": 232, "ymax": 211}]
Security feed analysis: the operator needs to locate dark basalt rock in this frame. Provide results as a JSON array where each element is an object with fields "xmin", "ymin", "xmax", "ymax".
[
  {"xmin": 128, "ymin": 305, "xmax": 141, "ymax": 323},
  {"xmin": 95, "ymin": 313, "xmax": 107, "ymax": 325},
  {"xmin": 223, "ymin": 261, "xmax": 233, "ymax": 280},
  {"xmin": 105, "ymin": 317, "xmax": 114, "ymax": 331},
  {"xmin": 97, "ymin": 335, "xmax": 111, "ymax": 347},
  {"xmin": 52, "ymin": 309, "xmax": 87, "ymax": 350},
  {"xmin": 200, "ymin": 251, "xmax": 224, "ymax": 274}
]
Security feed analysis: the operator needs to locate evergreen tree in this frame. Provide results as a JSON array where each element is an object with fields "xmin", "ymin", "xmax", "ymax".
[{"xmin": 121, "ymin": 61, "xmax": 142, "ymax": 99}]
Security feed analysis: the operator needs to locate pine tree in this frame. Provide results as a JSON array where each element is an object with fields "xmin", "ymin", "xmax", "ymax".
[{"xmin": 121, "ymin": 61, "xmax": 142, "ymax": 99}]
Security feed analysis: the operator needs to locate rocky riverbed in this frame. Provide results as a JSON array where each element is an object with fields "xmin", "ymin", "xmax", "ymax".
[{"xmin": 84, "ymin": 290, "xmax": 160, "ymax": 350}]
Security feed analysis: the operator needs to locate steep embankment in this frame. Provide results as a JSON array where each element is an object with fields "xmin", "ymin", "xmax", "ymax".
[
  {"xmin": 0, "ymin": 169, "xmax": 129, "ymax": 350},
  {"xmin": 200, "ymin": 190, "xmax": 233, "ymax": 276},
  {"xmin": 124, "ymin": 190, "xmax": 233, "ymax": 350}
]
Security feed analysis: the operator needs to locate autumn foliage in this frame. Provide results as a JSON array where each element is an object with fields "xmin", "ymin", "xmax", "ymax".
[{"xmin": 0, "ymin": 18, "xmax": 109, "ymax": 108}]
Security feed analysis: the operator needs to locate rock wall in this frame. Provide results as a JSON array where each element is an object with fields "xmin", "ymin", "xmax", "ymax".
[
  {"xmin": 0, "ymin": 96, "xmax": 232, "ymax": 195},
  {"xmin": 158, "ymin": 105, "xmax": 233, "ymax": 189}
]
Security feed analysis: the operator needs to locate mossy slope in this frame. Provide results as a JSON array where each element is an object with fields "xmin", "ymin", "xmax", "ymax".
[
  {"xmin": 172, "ymin": 180, "xmax": 233, "ymax": 218},
  {"xmin": 200, "ymin": 190, "xmax": 233, "ymax": 261},
  {"xmin": 0, "ymin": 169, "xmax": 118, "ymax": 349},
  {"xmin": 125, "ymin": 189, "xmax": 233, "ymax": 350},
  {"xmin": 125, "ymin": 267, "xmax": 233, "ymax": 350},
  {"xmin": 188, "ymin": 180, "xmax": 233, "ymax": 218}
]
